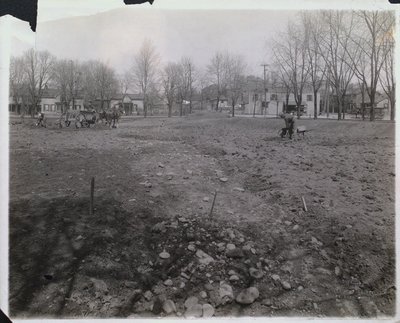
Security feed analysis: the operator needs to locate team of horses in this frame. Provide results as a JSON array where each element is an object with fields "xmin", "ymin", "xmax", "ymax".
[{"xmin": 58, "ymin": 105, "xmax": 125, "ymax": 129}]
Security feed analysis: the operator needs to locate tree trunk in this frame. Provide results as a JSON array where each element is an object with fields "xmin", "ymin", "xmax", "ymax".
[
  {"xmin": 390, "ymin": 92, "xmax": 395, "ymax": 121},
  {"xmin": 179, "ymin": 101, "xmax": 183, "ymax": 117},
  {"xmin": 337, "ymin": 96, "xmax": 342, "ymax": 120},
  {"xmin": 285, "ymin": 93, "xmax": 289, "ymax": 113},
  {"xmin": 314, "ymin": 90, "xmax": 318, "ymax": 119},
  {"xmin": 232, "ymin": 104, "xmax": 235, "ymax": 117},
  {"xmin": 168, "ymin": 104, "xmax": 172, "ymax": 117},
  {"xmin": 370, "ymin": 92, "xmax": 375, "ymax": 121},
  {"xmin": 143, "ymin": 97, "xmax": 148, "ymax": 118}
]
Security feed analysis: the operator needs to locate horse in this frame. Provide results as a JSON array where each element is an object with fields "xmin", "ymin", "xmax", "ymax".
[{"xmin": 100, "ymin": 105, "xmax": 125, "ymax": 128}]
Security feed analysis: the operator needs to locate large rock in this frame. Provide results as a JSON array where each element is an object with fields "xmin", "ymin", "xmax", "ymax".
[
  {"xmin": 196, "ymin": 249, "xmax": 214, "ymax": 265},
  {"xmin": 236, "ymin": 287, "xmax": 259, "ymax": 305},
  {"xmin": 184, "ymin": 304, "xmax": 203, "ymax": 318},
  {"xmin": 226, "ymin": 248, "xmax": 244, "ymax": 259},
  {"xmin": 249, "ymin": 267, "xmax": 264, "ymax": 279},
  {"xmin": 219, "ymin": 283, "xmax": 234, "ymax": 304},
  {"xmin": 159, "ymin": 251, "xmax": 170, "ymax": 259},
  {"xmin": 162, "ymin": 299, "xmax": 177, "ymax": 314},
  {"xmin": 184, "ymin": 296, "xmax": 199, "ymax": 309},
  {"xmin": 202, "ymin": 303, "xmax": 215, "ymax": 317}
]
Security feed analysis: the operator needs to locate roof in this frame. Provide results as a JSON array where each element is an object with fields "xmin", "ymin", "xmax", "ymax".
[
  {"xmin": 41, "ymin": 88, "xmax": 59, "ymax": 98},
  {"xmin": 128, "ymin": 93, "xmax": 144, "ymax": 100}
]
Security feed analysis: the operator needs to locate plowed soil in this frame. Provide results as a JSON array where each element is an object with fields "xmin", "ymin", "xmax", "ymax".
[{"xmin": 9, "ymin": 112, "xmax": 395, "ymax": 318}]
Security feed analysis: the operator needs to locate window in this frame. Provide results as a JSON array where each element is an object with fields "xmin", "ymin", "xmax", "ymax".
[
  {"xmin": 271, "ymin": 94, "xmax": 278, "ymax": 101},
  {"xmin": 307, "ymin": 95, "xmax": 313, "ymax": 102},
  {"xmin": 51, "ymin": 104, "xmax": 55, "ymax": 111},
  {"xmin": 44, "ymin": 104, "xmax": 49, "ymax": 111},
  {"xmin": 253, "ymin": 94, "xmax": 259, "ymax": 101},
  {"xmin": 75, "ymin": 105, "xmax": 81, "ymax": 110}
]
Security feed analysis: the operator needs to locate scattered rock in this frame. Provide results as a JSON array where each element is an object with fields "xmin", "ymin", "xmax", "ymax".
[
  {"xmin": 226, "ymin": 248, "xmax": 244, "ymax": 258},
  {"xmin": 158, "ymin": 163, "xmax": 165, "ymax": 168},
  {"xmin": 152, "ymin": 222, "xmax": 166, "ymax": 233},
  {"xmin": 284, "ymin": 221, "xmax": 292, "ymax": 226},
  {"xmin": 262, "ymin": 298, "xmax": 272, "ymax": 306},
  {"xmin": 199, "ymin": 291, "xmax": 207, "ymax": 299},
  {"xmin": 203, "ymin": 197, "xmax": 210, "ymax": 202},
  {"xmin": 181, "ymin": 272, "xmax": 190, "ymax": 280},
  {"xmin": 204, "ymin": 283, "xmax": 214, "ymax": 291},
  {"xmin": 316, "ymin": 267, "xmax": 331, "ymax": 276},
  {"xmin": 202, "ymin": 303, "xmax": 215, "ymax": 317},
  {"xmin": 293, "ymin": 224, "xmax": 300, "ymax": 231},
  {"xmin": 219, "ymin": 177, "xmax": 228, "ymax": 182},
  {"xmin": 152, "ymin": 297, "xmax": 163, "ymax": 315},
  {"xmin": 196, "ymin": 249, "xmax": 214, "ymax": 265},
  {"xmin": 271, "ymin": 274, "xmax": 280, "ymax": 282},
  {"xmin": 184, "ymin": 296, "xmax": 199, "ymax": 309},
  {"xmin": 226, "ymin": 243, "xmax": 236, "ymax": 251},
  {"xmin": 249, "ymin": 267, "xmax": 264, "ymax": 279},
  {"xmin": 143, "ymin": 290, "xmax": 153, "ymax": 301},
  {"xmin": 281, "ymin": 281, "xmax": 291, "ymax": 290},
  {"xmin": 311, "ymin": 236, "xmax": 323, "ymax": 246},
  {"xmin": 163, "ymin": 279, "xmax": 173, "ymax": 286},
  {"xmin": 188, "ymin": 244, "xmax": 196, "ymax": 252},
  {"xmin": 159, "ymin": 251, "xmax": 170, "ymax": 259},
  {"xmin": 162, "ymin": 299, "xmax": 176, "ymax": 314},
  {"xmin": 335, "ymin": 266, "xmax": 342, "ymax": 277},
  {"xmin": 185, "ymin": 304, "xmax": 203, "ymax": 318},
  {"xmin": 233, "ymin": 187, "xmax": 245, "ymax": 192},
  {"xmin": 229, "ymin": 275, "xmax": 240, "ymax": 281},
  {"xmin": 236, "ymin": 287, "xmax": 259, "ymax": 305},
  {"xmin": 219, "ymin": 283, "xmax": 234, "ymax": 303},
  {"xmin": 179, "ymin": 281, "xmax": 186, "ymax": 288}
]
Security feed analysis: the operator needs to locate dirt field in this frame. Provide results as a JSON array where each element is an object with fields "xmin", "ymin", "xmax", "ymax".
[{"xmin": 9, "ymin": 112, "xmax": 395, "ymax": 318}]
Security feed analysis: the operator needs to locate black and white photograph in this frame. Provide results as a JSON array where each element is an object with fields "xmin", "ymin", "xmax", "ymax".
[{"xmin": 1, "ymin": 0, "xmax": 397, "ymax": 320}]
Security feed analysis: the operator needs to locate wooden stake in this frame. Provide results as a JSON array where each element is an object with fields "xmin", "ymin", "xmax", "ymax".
[
  {"xmin": 209, "ymin": 191, "xmax": 218, "ymax": 217},
  {"xmin": 301, "ymin": 196, "xmax": 308, "ymax": 212},
  {"xmin": 90, "ymin": 177, "xmax": 95, "ymax": 215}
]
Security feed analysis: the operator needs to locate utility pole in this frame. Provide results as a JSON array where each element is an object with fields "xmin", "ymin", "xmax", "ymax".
[{"xmin": 261, "ymin": 64, "xmax": 269, "ymax": 116}]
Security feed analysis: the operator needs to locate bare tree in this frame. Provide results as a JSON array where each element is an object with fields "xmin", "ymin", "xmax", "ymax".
[
  {"xmin": 272, "ymin": 22, "xmax": 310, "ymax": 119},
  {"xmin": 318, "ymin": 11, "xmax": 357, "ymax": 120},
  {"xmin": 380, "ymin": 26, "xmax": 395, "ymax": 120},
  {"xmin": 301, "ymin": 12, "xmax": 327, "ymax": 119},
  {"xmin": 195, "ymin": 69, "xmax": 210, "ymax": 110},
  {"xmin": 161, "ymin": 62, "xmax": 180, "ymax": 117},
  {"xmin": 207, "ymin": 52, "xmax": 228, "ymax": 112},
  {"xmin": 131, "ymin": 39, "xmax": 159, "ymax": 117},
  {"xmin": 9, "ymin": 56, "xmax": 28, "ymax": 115},
  {"xmin": 82, "ymin": 60, "xmax": 119, "ymax": 111},
  {"xmin": 225, "ymin": 54, "xmax": 247, "ymax": 117},
  {"xmin": 119, "ymin": 71, "xmax": 132, "ymax": 96},
  {"xmin": 347, "ymin": 11, "xmax": 395, "ymax": 121},
  {"xmin": 176, "ymin": 57, "xmax": 195, "ymax": 116},
  {"xmin": 23, "ymin": 49, "xmax": 55, "ymax": 116},
  {"xmin": 53, "ymin": 59, "xmax": 82, "ymax": 113}
]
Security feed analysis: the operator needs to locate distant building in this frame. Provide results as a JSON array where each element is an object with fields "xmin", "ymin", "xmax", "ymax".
[
  {"xmin": 243, "ymin": 78, "xmax": 321, "ymax": 117},
  {"xmin": 9, "ymin": 87, "xmax": 85, "ymax": 115}
]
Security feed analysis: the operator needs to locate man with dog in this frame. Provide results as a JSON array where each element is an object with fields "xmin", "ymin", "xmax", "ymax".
[{"xmin": 280, "ymin": 112, "xmax": 295, "ymax": 139}]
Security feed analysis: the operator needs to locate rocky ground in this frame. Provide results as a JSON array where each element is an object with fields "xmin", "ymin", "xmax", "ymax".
[{"xmin": 9, "ymin": 112, "xmax": 395, "ymax": 318}]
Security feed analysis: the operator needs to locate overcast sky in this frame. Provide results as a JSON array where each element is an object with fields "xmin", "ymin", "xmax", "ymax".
[
  {"xmin": 8, "ymin": 0, "xmax": 394, "ymax": 78},
  {"xmin": 11, "ymin": 7, "xmax": 298, "ymax": 77}
]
